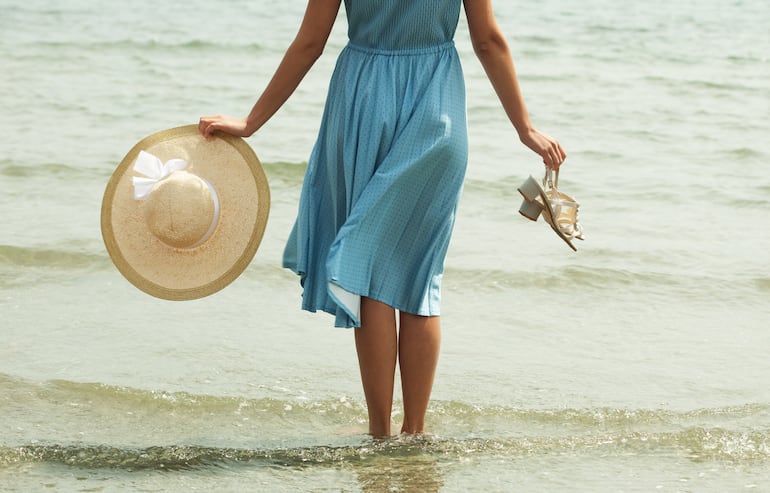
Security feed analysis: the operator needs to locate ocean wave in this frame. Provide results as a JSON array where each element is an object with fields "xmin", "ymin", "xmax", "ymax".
[
  {"xmin": 0, "ymin": 374, "xmax": 366, "ymax": 418},
  {"xmin": 2, "ymin": 374, "xmax": 769, "ymax": 469},
  {"xmin": 0, "ymin": 159, "xmax": 105, "ymax": 179},
  {"xmin": 4, "ymin": 375, "xmax": 768, "ymax": 428},
  {"xmin": 642, "ymin": 74, "xmax": 764, "ymax": 94},
  {"xmin": 719, "ymin": 147, "xmax": 767, "ymax": 161},
  {"xmin": 0, "ymin": 245, "xmax": 108, "ymax": 271},
  {"xmin": 25, "ymin": 38, "xmax": 267, "ymax": 53},
  {"xmin": 0, "ymin": 243, "xmax": 718, "ymax": 293},
  {"xmin": 261, "ymin": 161, "xmax": 307, "ymax": 186},
  {"xmin": 756, "ymin": 278, "xmax": 770, "ymax": 292},
  {"xmin": 3, "ymin": 425, "xmax": 769, "ymax": 471},
  {"xmin": 0, "ymin": 376, "xmax": 365, "ymax": 420},
  {"xmin": 444, "ymin": 264, "xmax": 683, "ymax": 292},
  {"xmin": 727, "ymin": 54, "xmax": 770, "ymax": 64},
  {"xmin": 0, "ymin": 158, "xmax": 302, "ymax": 182},
  {"xmin": 0, "ymin": 244, "xmax": 290, "ymax": 289}
]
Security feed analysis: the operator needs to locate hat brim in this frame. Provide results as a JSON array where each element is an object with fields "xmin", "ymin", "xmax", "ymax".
[{"xmin": 101, "ymin": 125, "xmax": 270, "ymax": 300}]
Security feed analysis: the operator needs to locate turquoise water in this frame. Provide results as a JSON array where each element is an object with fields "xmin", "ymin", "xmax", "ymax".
[{"xmin": 1, "ymin": 0, "xmax": 769, "ymax": 491}]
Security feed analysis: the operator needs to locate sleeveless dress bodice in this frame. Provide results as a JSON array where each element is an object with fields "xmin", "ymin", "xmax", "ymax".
[{"xmin": 344, "ymin": 0, "xmax": 462, "ymax": 51}]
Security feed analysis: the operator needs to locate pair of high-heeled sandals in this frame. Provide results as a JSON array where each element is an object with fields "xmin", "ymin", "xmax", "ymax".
[{"xmin": 517, "ymin": 167, "xmax": 585, "ymax": 251}]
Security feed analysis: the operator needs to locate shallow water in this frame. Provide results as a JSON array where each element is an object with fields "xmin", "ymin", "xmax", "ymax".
[{"xmin": 2, "ymin": 0, "xmax": 769, "ymax": 491}]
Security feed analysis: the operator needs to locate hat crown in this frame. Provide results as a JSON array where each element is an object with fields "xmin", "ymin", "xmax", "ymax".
[{"xmin": 143, "ymin": 171, "xmax": 217, "ymax": 249}]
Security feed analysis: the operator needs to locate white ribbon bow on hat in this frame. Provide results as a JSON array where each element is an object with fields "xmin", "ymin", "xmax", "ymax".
[{"xmin": 132, "ymin": 150, "xmax": 189, "ymax": 200}]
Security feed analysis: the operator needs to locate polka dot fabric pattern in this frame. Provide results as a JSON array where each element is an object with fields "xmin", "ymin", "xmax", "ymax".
[{"xmin": 283, "ymin": 0, "xmax": 469, "ymax": 327}]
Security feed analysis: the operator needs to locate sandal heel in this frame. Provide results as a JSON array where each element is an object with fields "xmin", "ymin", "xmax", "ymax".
[
  {"xmin": 518, "ymin": 198, "xmax": 542, "ymax": 221},
  {"xmin": 517, "ymin": 175, "xmax": 540, "ymax": 202}
]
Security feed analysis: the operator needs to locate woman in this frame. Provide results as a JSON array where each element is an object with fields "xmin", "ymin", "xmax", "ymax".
[{"xmin": 199, "ymin": 0, "xmax": 566, "ymax": 438}]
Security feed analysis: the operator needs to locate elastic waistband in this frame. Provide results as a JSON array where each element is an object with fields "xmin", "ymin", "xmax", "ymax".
[{"xmin": 345, "ymin": 41, "xmax": 455, "ymax": 57}]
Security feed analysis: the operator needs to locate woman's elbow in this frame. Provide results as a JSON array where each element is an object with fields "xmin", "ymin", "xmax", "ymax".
[
  {"xmin": 304, "ymin": 39, "xmax": 327, "ymax": 61},
  {"xmin": 297, "ymin": 42, "xmax": 325, "ymax": 63},
  {"xmin": 291, "ymin": 35, "xmax": 328, "ymax": 63},
  {"xmin": 472, "ymin": 33, "xmax": 509, "ymax": 60}
]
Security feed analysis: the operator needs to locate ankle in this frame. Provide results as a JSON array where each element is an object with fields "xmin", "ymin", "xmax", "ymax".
[
  {"xmin": 368, "ymin": 425, "xmax": 392, "ymax": 438},
  {"xmin": 368, "ymin": 414, "xmax": 392, "ymax": 438},
  {"xmin": 400, "ymin": 419, "xmax": 425, "ymax": 435}
]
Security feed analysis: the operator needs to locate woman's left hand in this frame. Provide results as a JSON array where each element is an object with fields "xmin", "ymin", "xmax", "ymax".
[{"xmin": 519, "ymin": 128, "xmax": 567, "ymax": 169}]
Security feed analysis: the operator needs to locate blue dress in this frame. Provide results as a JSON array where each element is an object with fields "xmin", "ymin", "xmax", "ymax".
[{"xmin": 283, "ymin": 0, "xmax": 468, "ymax": 328}]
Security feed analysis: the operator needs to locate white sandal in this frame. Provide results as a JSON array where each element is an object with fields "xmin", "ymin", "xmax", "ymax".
[{"xmin": 517, "ymin": 167, "xmax": 584, "ymax": 251}]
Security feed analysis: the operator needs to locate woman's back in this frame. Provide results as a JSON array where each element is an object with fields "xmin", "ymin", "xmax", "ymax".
[{"xmin": 344, "ymin": 0, "xmax": 462, "ymax": 50}]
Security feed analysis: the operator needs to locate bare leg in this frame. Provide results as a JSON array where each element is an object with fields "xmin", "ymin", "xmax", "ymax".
[
  {"xmin": 398, "ymin": 312, "xmax": 441, "ymax": 434},
  {"xmin": 354, "ymin": 297, "xmax": 398, "ymax": 438}
]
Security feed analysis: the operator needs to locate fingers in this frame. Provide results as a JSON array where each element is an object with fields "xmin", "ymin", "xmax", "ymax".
[
  {"xmin": 198, "ymin": 116, "xmax": 218, "ymax": 139},
  {"xmin": 538, "ymin": 134, "xmax": 566, "ymax": 170},
  {"xmin": 198, "ymin": 115, "xmax": 250, "ymax": 139},
  {"xmin": 545, "ymin": 141, "xmax": 567, "ymax": 169}
]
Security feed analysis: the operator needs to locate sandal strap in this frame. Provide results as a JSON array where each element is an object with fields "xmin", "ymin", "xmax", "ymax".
[{"xmin": 542, "ymin": 166, "xmax": 584, "ymax": 239}]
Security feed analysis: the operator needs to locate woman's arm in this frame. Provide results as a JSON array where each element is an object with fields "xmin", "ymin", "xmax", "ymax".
[
  {"xmin": 199, "ymin": 0, "xmax": 342, "ymax": 138},
  {"xmin": 463, "ymin": 0, "xmax": 566, "ymax": 168}
]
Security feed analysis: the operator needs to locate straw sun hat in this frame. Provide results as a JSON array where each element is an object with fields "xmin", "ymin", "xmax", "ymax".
[{"xmin": 101, "ymin": 125, "xmax": 270, "ymax": 300}]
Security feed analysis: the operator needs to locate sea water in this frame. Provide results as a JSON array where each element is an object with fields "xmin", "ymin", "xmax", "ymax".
[{"xmin": 1, "ymin": 0, "xmax": 769, "ymax": 491}]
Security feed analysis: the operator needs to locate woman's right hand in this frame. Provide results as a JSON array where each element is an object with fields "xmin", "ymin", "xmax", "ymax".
[{"xmin": 198, "ymin": 114, "xmax": 252, "ymax": 139}]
